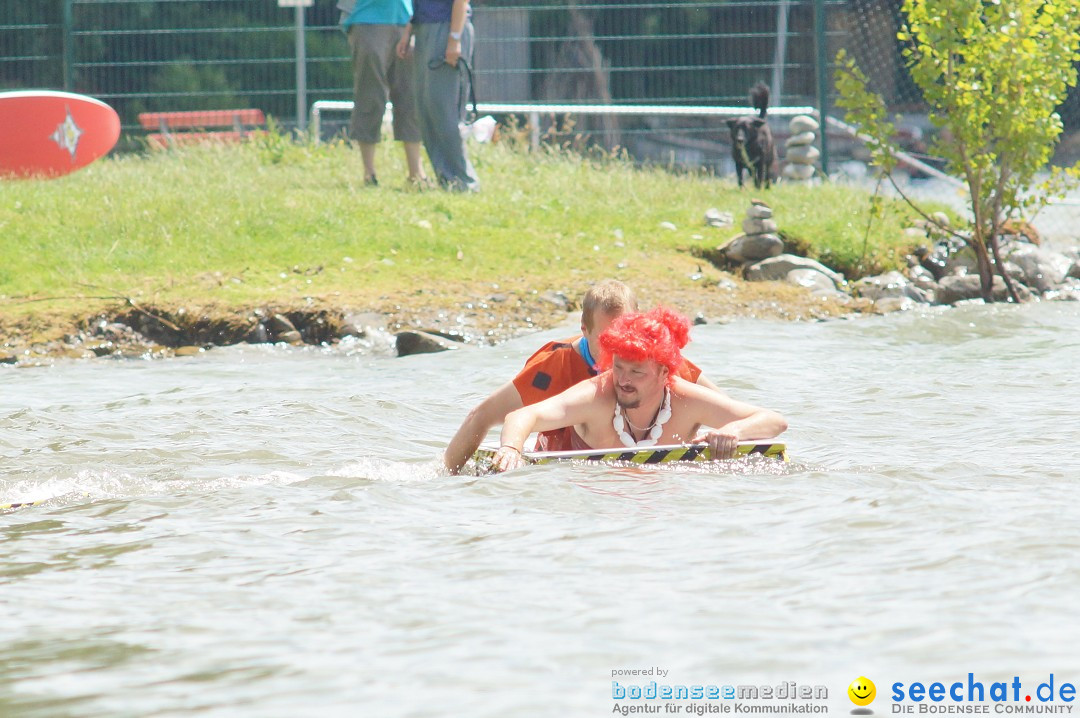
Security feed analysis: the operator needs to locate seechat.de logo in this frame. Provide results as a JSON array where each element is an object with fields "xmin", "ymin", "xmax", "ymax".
[{"xmin": 849, "ymin": 676, "xmax": 877, "ymax": 714}]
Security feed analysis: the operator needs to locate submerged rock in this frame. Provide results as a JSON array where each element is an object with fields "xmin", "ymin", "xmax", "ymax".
[
  {"xmin": 935, "ymin": 275, "xmax": 1032, "ymax": 304},
  {"xmin": 1005, "ymin": 245, "xmax": 1074, "ymax": 294},
  {"xmin": 338, "ymin": 312, "xmax": 385, "ymax": 339},
  {"xmin": 85, "ymin": 340, "xmax": 116, "ymax": 357},
  {"xmin": 1043, "ymin": 286, "xmax": 1080, "ymax": 302},
  {"xmin": 276, "ymin": 330, "xmax": 303, "ymax": 345},
  {"xmin": 415, "ymin": 328, "xmax": 466, "ymax": 343},
  {"xmin": 905, "ymin": 264, "xmax": 939, "ymax": 293},
  {"xmin": 854, "ymin": 271, "xmax": 931, "ymax": 303},
  {"xmin": 97, "ymin": 322, "xmax": 138, "ymax": 342},
  {"xmin": 875, "ymin": 296, "xmax": 916, "ymax": 313},
  {"xmin": 268, "ymin": 314, "xmax": 298, "ymax": 339},
  {"xmin": 396, "ymin": 330, "xmax": 461, "ymax": 357},
  {"xmin": 245, "ymin": 323, "xmax": 270, "ymax": 344}
]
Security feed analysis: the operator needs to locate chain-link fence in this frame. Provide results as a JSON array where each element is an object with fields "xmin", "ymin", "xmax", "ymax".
[
  {"xmin": 3, "ymin": 0, "xmax": 831, "ymax": 168},
  {"xmin": 4, "ymin": 0, "xmax": 1080, "ymax": 172},
  {"xmin": 471, "ymin": 0, "xmax": 833, "ymax": 167}
]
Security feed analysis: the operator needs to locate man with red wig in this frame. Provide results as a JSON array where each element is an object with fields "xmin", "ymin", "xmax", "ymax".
[
  {"xmin": 443, "ymin": 280, "xmax": 725, "ymax": 473},
  {"xmin": 490, "ymin": 307, "xmax": 787, "ymax": 472}
]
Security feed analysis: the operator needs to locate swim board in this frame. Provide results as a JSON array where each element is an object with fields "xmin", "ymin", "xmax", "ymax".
[
  {"xmin": 0, "ymin": 90, "xmax": 121, "ymax": 178},
  {"xmin": 1, "ymin": 494, "xmax": 90, "ymax": 512},
  {"xmin": 472, "ymin": 441, "xmax": 788, "ymax": 474},
  {"xmin": 1, "ymin": 499, "xmax": 46, "ymax": 511}
]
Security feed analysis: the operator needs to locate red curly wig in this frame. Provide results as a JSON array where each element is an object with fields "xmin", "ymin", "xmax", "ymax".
[{"xmin": 598, "ymin": 306, "xmax": 691, "ymax": 385}]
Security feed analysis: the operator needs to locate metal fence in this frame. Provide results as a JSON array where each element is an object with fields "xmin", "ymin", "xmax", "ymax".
[
  {"xmin": 4, "ymin": 1, "xmax": 832, "ymax": 110},
  {"xmin": 4, "ymin": 0, "xmax": 1080, "ymax": 170}
]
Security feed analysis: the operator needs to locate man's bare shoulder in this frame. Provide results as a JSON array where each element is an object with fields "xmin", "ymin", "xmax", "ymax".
[
  {"xmin": 671, "ymin": 375, "xmax": 706, "ymax": 397},
  {"xmin": 574, "ymin": 373, "xmax": 611, "ymax": 400},
  {"xmin": 564, "ymin": 374, "xmax": 613, "ymax": 419},
  {"xmin": 672, "ymin": 376, "xmax": 730, "ymax": 407}
]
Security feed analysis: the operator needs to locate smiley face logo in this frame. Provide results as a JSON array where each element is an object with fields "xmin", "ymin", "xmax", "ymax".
[{"xmin": 848, "ymin": 676, "xmax": 876, "ymax": 706}]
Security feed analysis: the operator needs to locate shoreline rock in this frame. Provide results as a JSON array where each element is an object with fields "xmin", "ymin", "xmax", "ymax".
[{"xmin": 4, "ymin": 233, "xmax": 1080, "ymax": 366}]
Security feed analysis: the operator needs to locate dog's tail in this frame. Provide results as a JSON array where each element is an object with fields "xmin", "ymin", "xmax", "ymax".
[{"xmin": 751, "ymin": 82, "xmax": 770, "ymax": 119}]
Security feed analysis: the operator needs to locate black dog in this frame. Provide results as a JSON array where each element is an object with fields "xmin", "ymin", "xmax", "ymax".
[{"xmin": 726, "ymin": 83, "xmax": 777, "ymax": 189}]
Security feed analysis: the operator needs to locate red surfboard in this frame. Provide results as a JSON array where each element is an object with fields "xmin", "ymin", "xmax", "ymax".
[{"xmin": 0, "ymin": 90, "xmax": 121, "ymax": 179}]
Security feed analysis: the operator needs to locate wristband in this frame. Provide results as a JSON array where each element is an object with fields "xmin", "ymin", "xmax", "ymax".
[
  {"xmin": 499, "ymin": 445, "xmax": 521, "ymax": 454},
  {"xmin": 449, "ymin": 30, "xmax": 462, "ymax": 40}
]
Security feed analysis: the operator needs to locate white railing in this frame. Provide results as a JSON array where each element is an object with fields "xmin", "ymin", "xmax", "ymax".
[
  {"xmin": 308, "ymin": 100, "xmax": 961, "ymax": 185},
  {"xmin": 309, "ymin": 100, "xmax": 817, "ymax": 150}
]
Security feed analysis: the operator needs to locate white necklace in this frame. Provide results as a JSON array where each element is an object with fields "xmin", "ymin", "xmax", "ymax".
[{"xmin": 613, "ymin": 388, "xmax": 671, "ymax": 447}]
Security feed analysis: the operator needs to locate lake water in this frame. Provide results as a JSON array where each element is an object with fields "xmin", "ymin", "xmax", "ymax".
[{"xmin": 3, "ymin": 301, "xmax": 1079, "ymax": 717}]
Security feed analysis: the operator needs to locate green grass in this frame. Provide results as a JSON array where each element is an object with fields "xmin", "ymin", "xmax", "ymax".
[{"xmin": 0, "ymin": 132, "xmax": 946, "ymax": 315}]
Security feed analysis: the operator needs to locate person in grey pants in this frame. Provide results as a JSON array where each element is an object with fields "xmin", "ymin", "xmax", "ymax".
[
  {"xmin": 340, "ymin": 0, "xmax": 426, "ymax": 186},
  {"xmin": 396, "ymin": 0, "xmax": 479, "ymax": 191}
]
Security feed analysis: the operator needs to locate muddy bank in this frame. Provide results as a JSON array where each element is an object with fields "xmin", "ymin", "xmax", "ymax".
[
  {"xmin": 0, "ymin": 265, "xmax": 857, "ymax": 366},
  {"xmin": 5, "ymin": 228, "xmax": 1080, "ymax": 366}
]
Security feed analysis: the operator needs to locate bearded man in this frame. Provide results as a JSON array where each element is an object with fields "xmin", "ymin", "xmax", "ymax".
[
  {"xmin": 490, "ymin": 307, "xmax": 787, "ymax": 473},
  {"xmin": 443, "ymin": 280, "xmax": 722, "ymax": 474}
]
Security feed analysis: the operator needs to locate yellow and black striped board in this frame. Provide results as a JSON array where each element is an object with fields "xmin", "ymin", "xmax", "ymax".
[
  {"xmin": 2, "ymin": 493, "xmax": 90, "ymax": 512},
  {"xmin": 472, "ymin": 441, "xmax": 787, "ymax": 474},
  {"xmin": 1, "ymin": 498, "xmax": 46, "ymax": 511}
]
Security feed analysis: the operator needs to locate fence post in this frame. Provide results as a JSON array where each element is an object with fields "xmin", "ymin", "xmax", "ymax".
[
  {"xmin": 295, "ymin": 5, "xmax": 307, "ymax": 131},
  {"xmin": 62, "ymin": 0, "xmax": 74, "ymax": 90},
  {"xmin": 814, "ymin": 0, "xmax": 829, "ymax": 176}
]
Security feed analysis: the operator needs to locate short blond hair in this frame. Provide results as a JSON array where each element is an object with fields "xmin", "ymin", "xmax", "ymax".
[{"xmin": 582, "ymin": 280, "xmax": 638, "ymax": 331}]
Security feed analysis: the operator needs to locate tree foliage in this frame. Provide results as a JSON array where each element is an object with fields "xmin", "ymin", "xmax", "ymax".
[{"xmin": 836, "ymin": 0, "xmax": 1080, "ymax": 302}]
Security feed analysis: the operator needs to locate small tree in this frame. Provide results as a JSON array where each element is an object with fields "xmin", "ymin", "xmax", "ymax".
[{"xmin": 835, "ymin": 0, "xmax": 1080, "ymax": 302}]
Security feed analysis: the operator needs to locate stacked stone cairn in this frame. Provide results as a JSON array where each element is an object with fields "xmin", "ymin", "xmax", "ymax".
[
  {"xmin": 699, "ymin": 198, "xmax": 1080, "ymax": 314},
  {"xmin": 711, "ymin": 199, "xmax": 849, "ymax": 302},
  {"xmin": 782, "ymin": 115, "xmax": 820, "ymax": 182},
  {"xmin": 718, "ymin": 200, "xmax": 783, "ymax": 266}
]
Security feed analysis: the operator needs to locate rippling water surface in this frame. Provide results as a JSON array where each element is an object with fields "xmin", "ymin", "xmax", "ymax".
[{"xmin": 3, "ymin": 302, "xmax": 1079, "ymax": 717}]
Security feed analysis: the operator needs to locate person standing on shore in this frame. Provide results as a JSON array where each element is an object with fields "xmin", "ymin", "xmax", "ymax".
[
  {"xmin": 339, "ymin": 0, "xmax": 427, "ymax": 186},
  {"xmin": 396, "ymin": 0, "xmax": 479, "ymax": 191}
]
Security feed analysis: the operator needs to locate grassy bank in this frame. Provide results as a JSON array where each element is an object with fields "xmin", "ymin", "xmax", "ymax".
[{"xmin": 1, "ymin": 134, "xmax": 941, "ymax": 346}]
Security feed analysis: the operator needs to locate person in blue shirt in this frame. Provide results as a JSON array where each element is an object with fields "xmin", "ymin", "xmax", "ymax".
[
  {"xmin": 396, "ymin": 0, "xmax": 479, "ymax": 191},
  {"xmin": 340, "ymin": 0, "xmax": 427, "ymax": 186}
]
